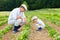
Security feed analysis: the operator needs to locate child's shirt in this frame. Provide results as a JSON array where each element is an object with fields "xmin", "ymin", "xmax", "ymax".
[{"xmin": 36, "ymin": 19, "xmax": 45, "ymax": 28}]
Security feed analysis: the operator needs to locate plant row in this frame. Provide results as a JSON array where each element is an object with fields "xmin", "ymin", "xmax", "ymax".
[
  {"xmin": 16, "ymin": 24, "xmax": 30, "ymax": 40},
  {"xmin": 40, "ymin": 14, "xmax": 60, "ymax": 27},
  {"xmin": 0, "ymin": 20, "xmax": 7, "ymax": 26},
  {"xmin": 46, "ymin": 24, "xmax": 60, "ymax": 40},
  {"xmin": 0, "ymin": 25, "xmax": 12, "ymax": 39}
]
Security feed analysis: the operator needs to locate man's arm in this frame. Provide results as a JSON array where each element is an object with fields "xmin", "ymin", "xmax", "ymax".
[
  {"xmin": 23, "ymin": 18, "xmax": 28, "ymax": 24},
  {"xmin": 22, "ymin": 13, "xmax": 28, "ymax": 24},
  {"xmin": 16, "ymin": 16, "xmax": 23, "ymax": 20}
]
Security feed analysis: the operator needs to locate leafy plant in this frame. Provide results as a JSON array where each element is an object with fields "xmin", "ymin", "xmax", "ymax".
[
  {"xmin": 16, "ymin": 24, "xmax": 30, "ymax": 40},
  {"xmin": 0, "ymin": 20, "xmax": 7, "ymax": 26},
  {"xmin": 0, "ymin": 25, "xmax": 12, "ymax": 39}
]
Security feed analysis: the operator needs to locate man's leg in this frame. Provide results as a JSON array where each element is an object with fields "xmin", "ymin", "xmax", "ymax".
[
  {"xmin": 17, "ymin": 25, "xmax": 21, "ymax": 29},
  {"xmin": 8, "ymin": 20, "xmax": 16, "ymax": 25},
  {"xmin": 13, "ymin": 26, "xmax": 18, "ymax": 31},
  {"xmin": 16, "ymin": 20, "xmax": 25, "ymax": 30},
  {"xmin": 13, "ymin": 19, "xmax": 22, "ymax": 33},
  {"xmin": 8, "ymin": 20, "xmax": 17, "ymax": 33}
]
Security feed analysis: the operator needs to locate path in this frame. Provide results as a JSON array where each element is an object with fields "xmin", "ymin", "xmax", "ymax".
[
  {"xmin": 41, "ymin": 17, "xmax": 60, "ymax": 33},
  {"xmin": 0, "ymin": 24, "xmax": 7, "ymax": 30},
  {"xmin": 2, "ymin": 26, "xmax": 24, "ymax": 40},
  {"xmin": 29, "ymin": 23, "xmax": 53, "ymax": 40}
]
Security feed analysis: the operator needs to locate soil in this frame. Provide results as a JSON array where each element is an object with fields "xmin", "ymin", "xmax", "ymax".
[
  {"xmin": 0, "ymin": 24, "xmax": 7, "ymax": 30},
  {"xmin": 2, "ymin": 26, "xmax": 24, "ymax": 40},
  {"xmin": 29, "ymin": 23, "xmax": 53, "ymax": 40},
  {"xmin": 41, "ymin": 17, "xmax": 60, "ymax": 33}
]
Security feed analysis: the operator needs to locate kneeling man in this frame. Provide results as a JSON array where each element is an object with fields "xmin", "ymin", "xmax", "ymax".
[{"xmin": 8, "ymin": 4, "xmax": 27, "ymax": 33}]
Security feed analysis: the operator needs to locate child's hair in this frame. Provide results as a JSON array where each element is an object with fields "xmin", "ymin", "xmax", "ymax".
[
  {"xmin": 31, "ymin": 16, "xmax": 37, "ymax": 21},
  {"xmin": 31, "ymin": 16, "xmax": 38, "ymax": 23}
]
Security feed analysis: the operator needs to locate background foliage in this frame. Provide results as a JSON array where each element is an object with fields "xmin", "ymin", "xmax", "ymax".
[{"xmin": 0, "ymin": 0, "xmax": 60, "ymax": 11}]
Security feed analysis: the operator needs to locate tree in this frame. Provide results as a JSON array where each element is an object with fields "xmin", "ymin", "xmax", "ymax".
[
  {"xmin": 25, "ymin": 0, "xmax": 60, "ymax": 10},
  {"xmin": 0, "ymin": 0, "xmax": 24, "ymax": 11}
]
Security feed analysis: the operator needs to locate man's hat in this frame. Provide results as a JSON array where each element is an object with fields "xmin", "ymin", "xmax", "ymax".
[{"xmin": 21, "ymin": 4, "xmax": 27, "ymax": 11}]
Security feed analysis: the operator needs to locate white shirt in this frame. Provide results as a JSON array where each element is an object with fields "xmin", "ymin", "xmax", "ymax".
[
  {"xmin": 8, "ymin": 8, "xmax": 26, "ymax": 21},
  {"xmin": 36, "ymin": 19, "xmax": 45, "ymax": 28}
]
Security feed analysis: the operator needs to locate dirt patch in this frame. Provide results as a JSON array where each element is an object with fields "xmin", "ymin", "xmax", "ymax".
[
  {"xmin": 2, "ymin": 30, "xmax": 12, "ymax": 40},
  {"xmin": 0, "ymin": 24, "xmax": 7, "ymax": 30},
  {"xmin": 29, "ymin": 23, "xmax": 53, "ymax": 40},
  {"xmin": 41, "ymin": 18, "xmax": 60, "ymax": 33},
  {"xmin": 2, "ymin": 26, "xmax": 24, "ymax": 40}
]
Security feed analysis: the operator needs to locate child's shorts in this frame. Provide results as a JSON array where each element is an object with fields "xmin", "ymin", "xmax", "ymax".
[{"xmin": 37, "ymin": 27, "xmax": 42, "ymax": 31}]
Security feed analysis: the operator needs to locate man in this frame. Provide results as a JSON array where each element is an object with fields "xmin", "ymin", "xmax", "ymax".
[
  {"xmin": 8, "ymin": 4, "xmax": 27, "ymax": 33},
  {"xmin": 31, "ymin": 16, "xmax": 45, "ymax": 31}
]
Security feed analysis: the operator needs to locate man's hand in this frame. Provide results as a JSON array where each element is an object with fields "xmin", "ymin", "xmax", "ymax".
[
  {"xmin": 16, "ymin": 16, "xmax": 22, "ymax": 20},
  {"xmin": 24, "ymin": 18, "xmax": 28, "ymax": 24}
]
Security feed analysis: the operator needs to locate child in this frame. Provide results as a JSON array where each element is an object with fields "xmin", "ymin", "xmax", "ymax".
[{"xmin": 31, "ymin": 16, "xmax": 45, "ymax": 31}]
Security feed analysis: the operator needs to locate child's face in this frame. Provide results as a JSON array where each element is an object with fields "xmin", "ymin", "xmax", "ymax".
[{"xmin": 33, "ymin": 19, "xmax": 37, "ymax": 23}]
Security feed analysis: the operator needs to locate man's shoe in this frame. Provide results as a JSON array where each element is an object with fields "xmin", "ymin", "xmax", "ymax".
[{"xmin": 13, "ymin": 30, "xmax": 17, "ymax": 34}]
